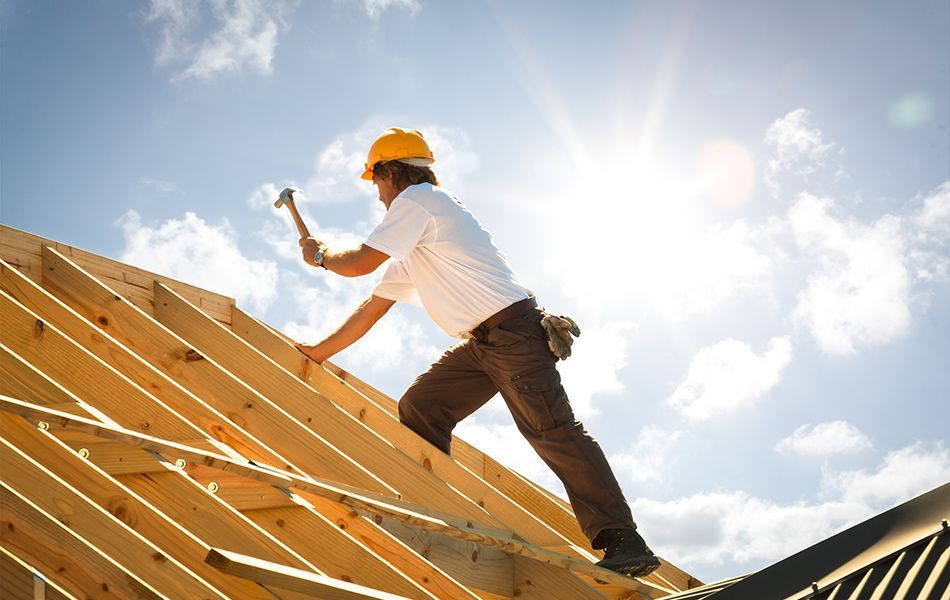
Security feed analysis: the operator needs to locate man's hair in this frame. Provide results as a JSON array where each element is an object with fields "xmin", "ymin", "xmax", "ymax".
[{"xmin": 373, "ymin": 160, "xmax": 439, "ymax": 190}]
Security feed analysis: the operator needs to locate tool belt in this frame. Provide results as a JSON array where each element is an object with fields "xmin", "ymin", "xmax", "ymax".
[{"xmin": 468, "ymin": 297, "xmax": 538, "ymax": 341}]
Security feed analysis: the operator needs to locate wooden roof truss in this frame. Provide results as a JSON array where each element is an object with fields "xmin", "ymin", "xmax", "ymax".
[{"xmin": 0, "ymin": 225, "xmax": 701, "ymax": 599}]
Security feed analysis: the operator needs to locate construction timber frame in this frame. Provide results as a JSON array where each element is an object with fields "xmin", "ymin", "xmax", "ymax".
[{"xmin": 0, "ymin": 224, "xmax": 702, "ymax": 599}]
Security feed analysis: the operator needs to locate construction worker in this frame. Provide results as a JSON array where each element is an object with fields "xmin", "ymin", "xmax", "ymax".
[{"xmin": 294, "ymin": 127, "xmax": 660, "ymax": 577}]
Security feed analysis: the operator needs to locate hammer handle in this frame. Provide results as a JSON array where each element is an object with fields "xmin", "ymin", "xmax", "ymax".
[{"xmin": 285, "ymin": 201, "xmax": 311, "ymax": 239}]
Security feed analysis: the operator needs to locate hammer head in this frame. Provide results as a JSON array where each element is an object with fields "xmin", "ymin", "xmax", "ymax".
[{"xmin": 274, "ymin": 187, "xmax": 301, "ymax": 208}]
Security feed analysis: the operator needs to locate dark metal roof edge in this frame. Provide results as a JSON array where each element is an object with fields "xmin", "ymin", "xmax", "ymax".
[
  {"xmin": 666, "ymin": 482, "xmax": 949, "ymax": 600},
  {"xmin": 786, "ymin": 524, "xmax": 948, "ymax": 600},
  {"xmin": 658, "ymin": 574, "xmax": 751, "ymax": 599}
]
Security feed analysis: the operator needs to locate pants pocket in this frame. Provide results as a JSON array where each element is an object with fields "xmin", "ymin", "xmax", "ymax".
[{"xmin": 508, "ymin": 366, "xmax": 575, "ymax": 433}]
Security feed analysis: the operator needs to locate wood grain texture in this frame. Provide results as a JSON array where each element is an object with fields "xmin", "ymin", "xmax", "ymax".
[
  {"xmin": 0, "ymin": 225, "xmax": 234, "ymax": 324},
  {"xmin": 0, "ymin": 258, "xmax": 287, "ymax": 468},
  {"xmin": 0, "ymin": 422, "xmax": 227, "ymax": 599},
  {"xmin": 40, "ymin": 246, "xmax": 395, "ymax": 494}
]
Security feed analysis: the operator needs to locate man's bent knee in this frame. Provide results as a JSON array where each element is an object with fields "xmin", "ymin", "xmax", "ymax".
[{"xmin": 398, "ymin": 396, "xmax": 452, "ymax": 454}]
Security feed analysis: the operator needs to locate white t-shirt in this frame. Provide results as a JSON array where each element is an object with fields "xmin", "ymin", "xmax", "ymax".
[{"xmin": 365, "ymin": 183, "xmax": 532, "ymax": 338}]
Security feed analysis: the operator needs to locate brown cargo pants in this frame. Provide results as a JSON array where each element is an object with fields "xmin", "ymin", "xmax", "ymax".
[{"xmin": 398, "ymin": 303, "xmax": 637, "ymax": 545}]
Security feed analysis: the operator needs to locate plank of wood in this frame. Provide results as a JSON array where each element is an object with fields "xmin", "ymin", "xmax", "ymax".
[
  {"xmin": 242, "ymin": 505, "xmax": 444, "ymax": 599},
  {"xmin": 155, "ymin": 282, "xmax": 508, "ymax": 528},
  {"xmin": 205, "ymin": 548, "xmax": 413, "ymax": 599},
  {"xmin": 0, "ymin": 258, "xmax": 294, "ymax": 469},
  {"xmin": 116, "ymin": 471, "xmax": 320, "ymax": 573},
  {"xmin": 0, "ymin": 343, "xmax": 79, "ymax": 407},
  {"xmin": 0, "ymin": 544, "xmax": 77, "ymax": 600},
  {"xmin": 365, "ymin": 507, "xmax": 515, "ymax": 597},
  {"xmin": 40, "ymin": 246, "xmax": 396, "ymax": 495},
  {"xmin": 0, "ymin": 424, "xmax": 229, "ymax": 598},
  {"xmin": 188, "ymin": 467, "xmax": 301, "ymax": 510},
  {"xmin": 0, "ymin": 490, "xmax": 157, "ymax": 600},
  {"xmin": 0, "ymin": 290, "xmax": 211, "ymax": 442},
  {"xmin": 0, "ymin": 225, "xmax": 234, "ymax": 324}
]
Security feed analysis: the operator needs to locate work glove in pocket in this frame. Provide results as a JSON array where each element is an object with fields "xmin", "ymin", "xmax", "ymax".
[{"xmin": 540, "ymin": 313, "xmax": 581, "ymax": 360}]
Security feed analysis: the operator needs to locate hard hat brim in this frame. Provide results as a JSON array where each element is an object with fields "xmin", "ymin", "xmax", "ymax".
[{"xmin": 361, "ymin": 167, "xmax": 374, "ymax": 181}]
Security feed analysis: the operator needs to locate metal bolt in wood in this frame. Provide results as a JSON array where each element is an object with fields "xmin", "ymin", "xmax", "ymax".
[{"xmin": 207, "ymin": 481, "xmax": 219, "ymax": 494}]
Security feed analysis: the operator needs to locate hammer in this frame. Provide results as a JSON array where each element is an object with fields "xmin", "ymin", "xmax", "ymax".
[{"xmin": 274, "ymin": 187, "xmax": 311, "ymax": 239}]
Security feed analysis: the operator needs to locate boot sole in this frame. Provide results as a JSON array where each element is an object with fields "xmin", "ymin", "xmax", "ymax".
[{"xmin": 595, "ymin": 555, "xmax": 661, "ymax": 579}]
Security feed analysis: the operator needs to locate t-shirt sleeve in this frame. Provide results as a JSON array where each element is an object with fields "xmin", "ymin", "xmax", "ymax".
[
  {"xmin": 365, "ymin": 197, "xmax": 433, "ymax": 261},
  {"xmin": 373, "ymin": 261, "xmax": 422, "ymax": 306}
]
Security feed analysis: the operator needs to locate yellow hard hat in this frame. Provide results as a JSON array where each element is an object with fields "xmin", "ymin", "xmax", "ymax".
[{"xmin": 361, "ymin": 127, "xmax": 435, "ymax": 180}]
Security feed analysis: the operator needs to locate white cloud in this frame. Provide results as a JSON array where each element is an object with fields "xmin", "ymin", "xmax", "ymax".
[
  {"xmin": 910, "ymin": 181, "xmax": 950, "ymax": 282},
  {"xmin": 914, "ymin": 181, "xmax": 950, "ymax": 237},
  {"xmin": 667, "ymin": 337, "xmax": 792, "ymax": 421},
  {"xmin": 822, "ymin": 442, "xmax": 950, "ymax": 507},
  {"xmin": 764, "ymin": 108, "xmax": 837, "ymax": 195},
  {"xmin": 775, "ymin": 421, "xmax": 873, "ymax": 457},
  {"xmin": 453, "ymin": 421, "xmax": 564, "ymax": 495},
  {"xmin": 145, "ymin": 0, "xmax": 288, "ymax": 81},
  {"xmin": 363, "ymin": 0, "xmax": 419, "ymax": 20},
  {"xmin": 790, "ymin": 194, "xmax": 911, "ymax": 355},
  {"xmin": 118, "ymin": 210, "xmax": 279, "ymax": 311},
  {"xmin": 611, "ymin": 425, "xmax": 682, "ymax": 485},
  {"xmin": 145, "ymin": 0, "xmax": 198, "ymax": 66},
  {"xmin": 558, "ymin": 321, "xmax": 636, "ymax": 419},
  {"xmin": 632, "ymin": 442, "xmax": 949, "ymax": 567}
]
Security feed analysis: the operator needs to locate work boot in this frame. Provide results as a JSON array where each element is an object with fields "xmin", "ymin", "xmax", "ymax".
[{"xmin": 593, "ymin": 528, "xmax": 661, "ymax": 577}]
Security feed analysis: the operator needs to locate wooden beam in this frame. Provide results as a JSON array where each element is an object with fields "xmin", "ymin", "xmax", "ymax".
[
  {"xmin": 0, "ymin": 258, "xmax": 293, "ymax": 468},
  {"xmin": 205, "ymin": 548, "xmax": 412, "ymax": 599},
  {"xmin": 0, "ymin": 544, "xmax": 76, "ymax": 600},
  {"xmin": 241, "ymin": 504, "xmax": 454, "ymax": 598},
  {"xmin": 361, "ymin": 506, "xmax": 515, "ymax": 597},
  {"xmin": 0, "ymin": 224, "xmax": 234, "ymax": 325},
  {"xmin": 154, "ymin": 281, "xmax": 503, "ymax": 528},
  {"xmin": 0, "ymin": 290, "xmax": 213, "ymax": 442},
  {"xmin": 40, "ymin": 246, "xmax": 396, "ymax": 496}
]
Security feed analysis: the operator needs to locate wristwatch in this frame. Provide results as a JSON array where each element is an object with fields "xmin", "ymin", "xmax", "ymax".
[{"xmin": 313, "ymin": 247, "xmax": 328, "ymax": 269}]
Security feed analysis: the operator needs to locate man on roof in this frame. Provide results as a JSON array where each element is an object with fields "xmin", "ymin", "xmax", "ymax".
[{"xmin": 294, "ymin": 127, "xmax": 660, "ymax": 578}]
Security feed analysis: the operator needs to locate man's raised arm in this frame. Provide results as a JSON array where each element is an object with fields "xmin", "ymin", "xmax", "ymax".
[
  {"xmin": 295, "ymin": 294, "xmax": 396, "ymax": 363},
  {"xmin": 299, "ymin": 238, "xmax": 389, "ymax": 277}
]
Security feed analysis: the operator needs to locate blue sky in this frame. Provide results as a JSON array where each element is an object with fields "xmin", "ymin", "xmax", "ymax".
[{"xmin": 2, "ymin": 0, "xmax": 948, "ymax": 583}]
